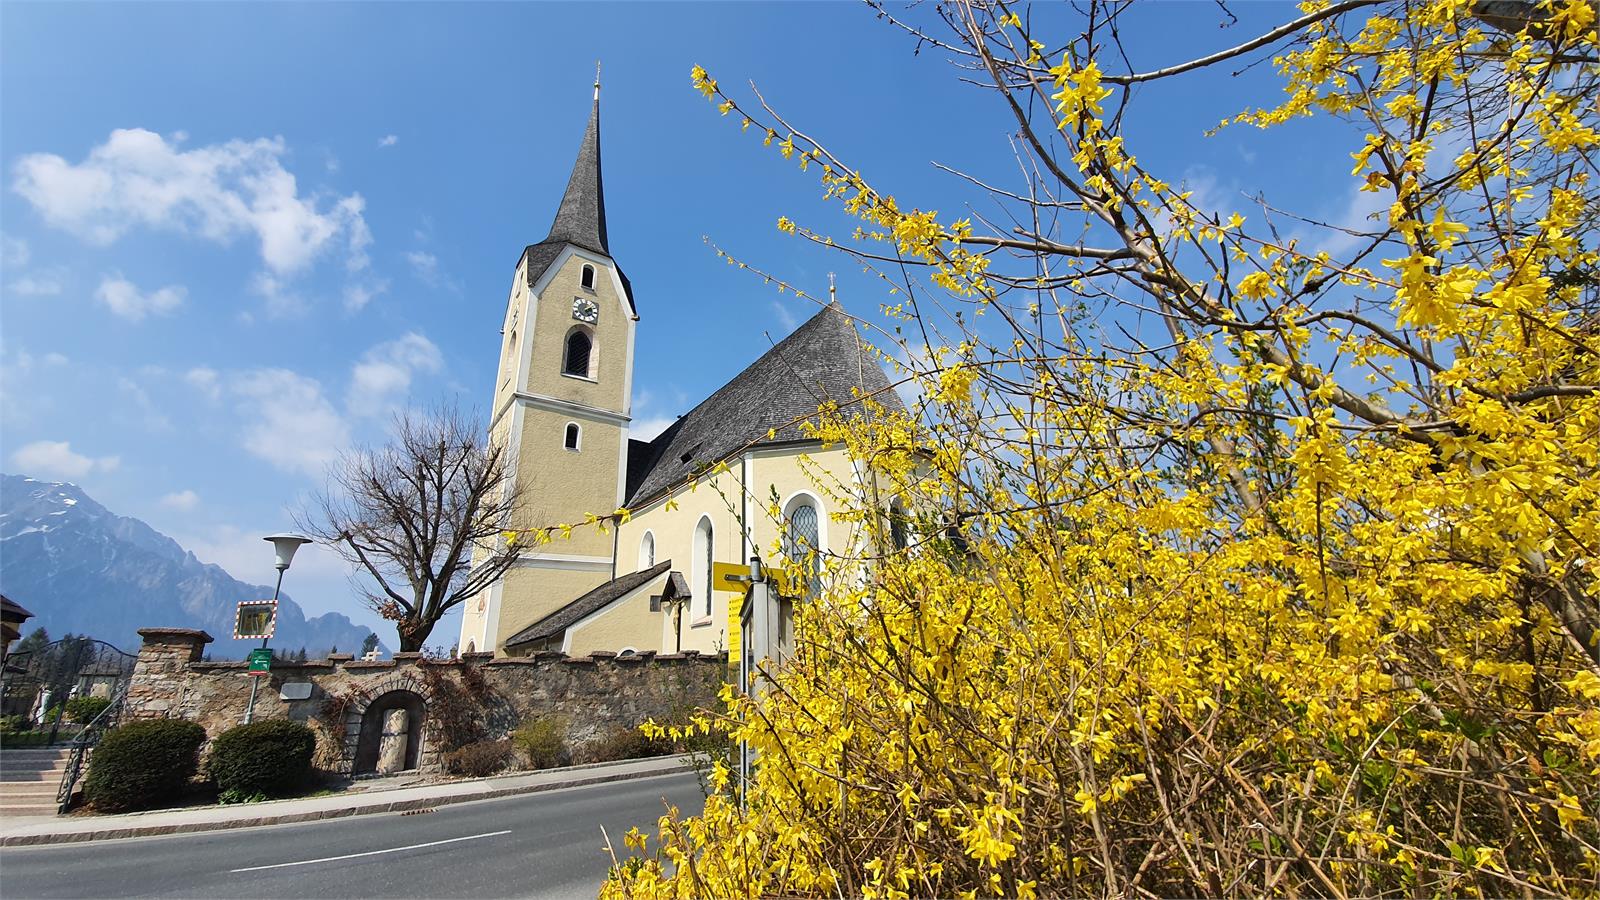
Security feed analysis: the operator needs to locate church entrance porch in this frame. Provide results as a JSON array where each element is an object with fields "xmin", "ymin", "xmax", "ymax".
[{"xmin": 353, "ymin": 689, "xmax": 425, "ymax": 774}]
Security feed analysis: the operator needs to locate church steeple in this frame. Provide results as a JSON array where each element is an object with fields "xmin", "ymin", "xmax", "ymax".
[{"xmin": 544, "ymin": 74, "xmax": 608, "ymax": 256}]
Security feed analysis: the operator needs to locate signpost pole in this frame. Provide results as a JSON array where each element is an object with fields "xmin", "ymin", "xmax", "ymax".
[{"xmin": 244, "ymin": 568, "xmax": 284, "ymax": 724}]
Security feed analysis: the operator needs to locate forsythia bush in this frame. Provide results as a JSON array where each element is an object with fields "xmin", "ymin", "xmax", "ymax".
[{"xmin": 605, "ymin": 0, "xmax": 1599, "ymax": 896}]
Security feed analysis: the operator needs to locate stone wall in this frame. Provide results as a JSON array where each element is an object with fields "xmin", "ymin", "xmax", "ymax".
[{"xmin": 124, "ymin": 628, "xmax": 728, "ymax": 775}]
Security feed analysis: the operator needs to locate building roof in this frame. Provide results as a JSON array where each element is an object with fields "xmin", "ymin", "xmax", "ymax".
[
  {"xmin": 624, "ymin": 301, "xmax": 904, "ymax": 506},
  {"xmin": 520, "ymin": 90, "xmax": 637, "ymax": 313},
  {"xmin": 501, "ymin": 560, "xmax": 672, "ymax": 649},
  {"xmin": 1, "ymin": 594, "xmax": 33, "ymax": 623},
  {"xmin": 546, "ymin": 95, "xmax": 609, "ymax": 256}
]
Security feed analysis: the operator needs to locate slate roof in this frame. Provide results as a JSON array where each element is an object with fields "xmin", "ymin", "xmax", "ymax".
[
  {"xmin": 624, "ymin": 301, "xmax": 905, "ymax": 506},
  {"xmin": 501, "ymin": 560, "xmax": 672, "ymax": 649},
  {"xmin": 520, "ymin": 93, "xmax": 637, "ymax": 314}
]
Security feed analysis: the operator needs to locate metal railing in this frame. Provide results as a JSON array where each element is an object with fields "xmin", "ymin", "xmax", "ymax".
[{"xmin": 55, "ymin": 681, "xmax": 130, "ymax": 814}]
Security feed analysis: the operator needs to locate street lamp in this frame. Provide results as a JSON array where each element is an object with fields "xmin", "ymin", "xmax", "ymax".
[{"xmin": 244, "ymin": 534, "xmax": 312, "ymax": 723}]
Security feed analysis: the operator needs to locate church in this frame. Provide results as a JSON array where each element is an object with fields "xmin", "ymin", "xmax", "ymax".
[{"xmin": 456, "ymin": 84, "xmax": 902, "ymax": 660}]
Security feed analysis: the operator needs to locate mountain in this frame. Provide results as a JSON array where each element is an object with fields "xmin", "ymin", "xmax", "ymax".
[{"xmin": 0, "ymin": 474, "xmax": 382, "ymax": 659}]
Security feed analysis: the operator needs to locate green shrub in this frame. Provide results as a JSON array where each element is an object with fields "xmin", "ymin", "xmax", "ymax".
[
  {"xmin": 578, "ymin": 726, "xmax": 674, "ymax": 764},
  {"xmin": 512, "ymin": 717, "xmax": 568, "ymax": 769},
  {"xmin": 84, "ymin": 718, "xmax": 206, "ymax": 812},
  {"xmin": 442, "ymin": 739, "xmax": 514, "ymax": 777},
  {"xmin": 65, "ymin": 696, "xmax": 112, "ymax": 724},
  {"xmin": 206, "ymin": 719, "xmax": 317, "ymax": 799},
  {"xmin": 0, "ymin": 714, "xmax": 24, "ymax": 734}
]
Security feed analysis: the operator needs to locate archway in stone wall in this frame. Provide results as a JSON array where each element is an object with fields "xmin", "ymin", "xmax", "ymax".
[{"xmin": 353, "ymin": 690, "xmax": 426, "ymax": 774}]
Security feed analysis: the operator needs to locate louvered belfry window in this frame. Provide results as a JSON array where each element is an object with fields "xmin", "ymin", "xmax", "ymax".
[{"xmin": 564, "ymin": 329, "xmax": 591, "ymax": 377}]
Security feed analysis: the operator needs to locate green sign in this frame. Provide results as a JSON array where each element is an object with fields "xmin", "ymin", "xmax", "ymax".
[{"xmin": 247, "ymin": 648, "xmax": 273, "ymax": 676}]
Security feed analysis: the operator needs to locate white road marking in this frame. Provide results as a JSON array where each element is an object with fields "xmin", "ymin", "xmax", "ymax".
[{"xmin": 230, "ymin": 829, "xmax": 512, "ymax": 872}]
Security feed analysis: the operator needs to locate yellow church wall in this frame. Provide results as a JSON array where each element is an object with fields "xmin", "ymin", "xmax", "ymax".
[
  {"xmin": 614, "ymin": 466, "xmax": 744, "ymax": 656},
  {"xmin": 494, "ymin": 564, "xmax": 612, "ymax": 654},
  {"xmin": 563, "ymin": 570, "xmax": 670, "ymax": 656},
  {"xmin": 524, "ymin": 252, "xmax": 631, "ymax": 414},
  {"xmin": 746, "ymin": 445, "xmax": 865, "ymax": 568},
  {"xmin": 511, "ymin": 405, "xmax": 619, "ymax": 558}
]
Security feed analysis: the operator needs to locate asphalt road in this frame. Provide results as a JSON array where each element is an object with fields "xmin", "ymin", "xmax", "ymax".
[{"xmin": 0, "ymin": 771, "xmax": 705, "ymax": 899}]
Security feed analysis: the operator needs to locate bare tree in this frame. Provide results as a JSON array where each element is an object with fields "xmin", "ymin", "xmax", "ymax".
[{"xmin": 300, "ymin": 405, "xmax": 524, "ymax": 652}]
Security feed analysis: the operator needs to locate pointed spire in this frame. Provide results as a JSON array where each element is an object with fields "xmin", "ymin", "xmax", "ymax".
[{"xmin": 544, "ymin": 77, "xmax": 609, "ymax": 256}]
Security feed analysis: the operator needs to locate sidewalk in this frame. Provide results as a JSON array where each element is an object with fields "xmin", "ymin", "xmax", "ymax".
[{"xmin": 0, "ymin": 754, "xmax": 695, "ymax": 847}]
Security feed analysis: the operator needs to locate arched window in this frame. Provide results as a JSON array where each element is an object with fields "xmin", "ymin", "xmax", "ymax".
[
  {"xmin": 563, "ymin": 328, "xmax": 592, "ymax": 378},
  {"xmin": 639, "ymin": 531, "xmax": 656, "ymax": 570},
  {"xmin": 784, "ymin": 498, "xmax": 822, "ymax": 598},
  {"xmin": 693, "ymin": 517, "xmax": 714, "ymax": 618},
  {"xmin": 563, "ymin": 422, "xmax": 581, "ymax": 451},
  {"xmin": 581, "ymin": 264, "xmax": 596, "ymax": 290},
  {"xmin": 889, "ymin": 500, "xmax": 909, "ymax": 551},
  {"xmin": 465, "ymin": 641, "xmax": 475, "ymax": 654}
]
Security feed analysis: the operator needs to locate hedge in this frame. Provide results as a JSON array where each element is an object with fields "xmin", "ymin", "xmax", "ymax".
[
  {"xmin": 512, "ymin": 717, "xmax": 568, "ymax": 769},
  {"xmin": 65, "ymin": 695, "xmax": 112, "ymax": 724},
  {"xmin": 442, "ymin": 739, "xmax": 514, "ymax": 778},
  {"xmin": 207, "ymin": 719, "xmax": 317, "ymax": 800},
  {"xmin": 84, "ymin": 718, "xmax": 206, "ymax": 812}
]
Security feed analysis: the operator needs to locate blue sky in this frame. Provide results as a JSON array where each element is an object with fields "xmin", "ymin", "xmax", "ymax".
[{"xmin": 0, "ymin": 2, "xmax": 1361, "ymax": 644}]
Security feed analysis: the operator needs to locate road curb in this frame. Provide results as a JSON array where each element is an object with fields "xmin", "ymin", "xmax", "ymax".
[{"xmin": 0, "ymin": 757, "xmax": 694, "ymax": 847}]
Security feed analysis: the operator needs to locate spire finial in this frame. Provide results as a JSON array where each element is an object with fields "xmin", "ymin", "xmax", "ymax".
[
  {"xmin": 828, "ymin": 272, "xmax": 838, "ymax": 304},
  {"xmin": 594, "ymin": 60, "xmax": 602, "ymax": 100}
]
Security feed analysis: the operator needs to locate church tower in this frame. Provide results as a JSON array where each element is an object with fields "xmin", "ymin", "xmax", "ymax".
[{"xmin": 460, "ymin": 78, "xmax": 637, "ymax": 654}]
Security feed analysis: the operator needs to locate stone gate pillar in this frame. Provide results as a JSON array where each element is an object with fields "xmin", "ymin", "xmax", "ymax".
[{"xmin": 126, "ymin": 628, "xmax": 212, "ymax": 720}]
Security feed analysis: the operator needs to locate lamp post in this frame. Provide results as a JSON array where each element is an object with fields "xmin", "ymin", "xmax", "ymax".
[{"xmin": 244, "ymin": 534, "xmax": 311, "ymax": 724}]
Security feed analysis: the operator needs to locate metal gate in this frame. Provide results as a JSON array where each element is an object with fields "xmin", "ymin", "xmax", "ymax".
[{"xmin": 1, "ymin": 638, "xmax": 136, "ymax": 811}]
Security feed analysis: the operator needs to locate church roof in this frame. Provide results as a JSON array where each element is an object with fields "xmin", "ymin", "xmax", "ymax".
[
  {"xmin": 546, "ymin": 95, "xmax": 608, "ymax": 256},
  {"xmin": 520, "ymin": 90, "xmax": 637, "ymax": 313},
  {"xmin": 624, "ymin": 301, "xmax": 905, "ymax": 506},
  {"xmin": 501, "ymin": 560, "xmax": 672, "ymax": 649}
]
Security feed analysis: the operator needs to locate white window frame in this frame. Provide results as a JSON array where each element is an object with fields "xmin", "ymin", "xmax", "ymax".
[
  {"xmin": 639, "ymin": 530, "xmax": 656, "ymax": 570},
  {"xmin": 691, "ymin": 516, "xmax": 714, "ymax": 625},
  {"xmin": 564, "ymin": 422, "xmax": 582, "ymax": 452}
]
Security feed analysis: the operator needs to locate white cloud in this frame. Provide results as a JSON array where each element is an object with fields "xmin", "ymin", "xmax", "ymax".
[
  {"xmin": 12, "ymin": 128, "xmax": 371, "ymax": 277},
  {"xmin": 11, "ymin": 440, "xmax": 120, "ymax": 479},
  {"xmin": 248, "ymin": 271, "xmax": 310, "ymax": 317},
  {"xmin": 42, "ymin": 352, "xmax": 68, "ymax": 366},
  {"xmin": 771, "ymin": 299, "xmax": 799, "ymax": 332},
  {"xmin": 96, "ymin": 274, "xmax": 185, "ymax": 320},
  {"xmin": 406, "ymin": 250, "xmax": 439, "ymax": 285},
  {"xmin": 7, "ymin": 274, "xmax": 63, "ymax": 297},
  {"xmin": 231, "ymin": 369, "xmax": 351, "ymax": 476},
  {"xmin": 184, "ymin": 366, "xmax": 222, "ymax": 400},
  {"xmin": 347, "ymin": 333, "xmax": 443, "ymax": 414},
  {"xmin": 160, "ymin": 489, "xmax": 200, "ymax": 511},
  {"xmin": 343, "ymin": 279, "xmax": 388, "ymax": 313},
  {"xmin": 378, "ymin": 135, "xmax": 399, "ymax": 148},
  {"xmin": 1, "ymin": 235, "xmax": 28, "ymax": 267},
  {"xmin": 117, "ymin": 376, "xmax": 171, "ymax": 430},
  {"xmin": 630, "ymin": 416, "xmax": 675, "ymax": 441}
]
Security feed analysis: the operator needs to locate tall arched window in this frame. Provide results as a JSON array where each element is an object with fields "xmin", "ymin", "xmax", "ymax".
[
  {"xmin": 564, "ymin": 422, "xmax": 581, "ymax": 451},
  {"xmin": 639, "ymin": 531, "xmax": 655, "ymax": 570},
  {"xmin": 693, "ymin": 517, "xmax": 714, "ymax": 618},
  {"xmin": 785, "ymin": 497, "xmax": 822, "ymax": 598},
  {"xmin": 889, "ymin": 500, "xmax": 909, "ymax": 551},
  {"xmin": 581, "ymin": 264, "xmax": 596, "ymax": 290},
  {"xmin": 563, "ymin": 328, "xmax": 592, "ymax": 378}
]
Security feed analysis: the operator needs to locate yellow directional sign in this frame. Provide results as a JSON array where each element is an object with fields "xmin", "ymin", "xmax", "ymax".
[
  {"xmin": 712, "ymin": 562, "xmax": 750, "ymax": 593},
  {"xmin": 713, "ymin": 561, "xmax": 799, "ymax": 597}
]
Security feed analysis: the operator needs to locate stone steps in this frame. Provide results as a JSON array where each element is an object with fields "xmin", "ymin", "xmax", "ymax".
[{"xmin": 0, "ymin": 748, "xmax": 69, "ymax": 816}]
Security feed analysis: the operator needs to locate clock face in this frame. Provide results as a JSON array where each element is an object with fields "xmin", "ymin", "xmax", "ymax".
[{"xmin": 573, "ymin": 298, "xmax": 599, "ymax": 324}]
